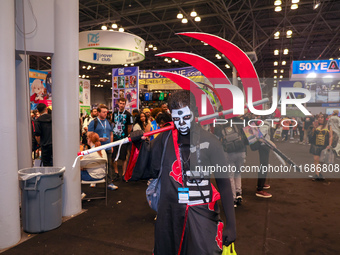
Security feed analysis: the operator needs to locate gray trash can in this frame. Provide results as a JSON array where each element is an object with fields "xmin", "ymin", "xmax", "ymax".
[{"xmin": 18, "ymin": 167, "xmax": 65, "ymax": 233}]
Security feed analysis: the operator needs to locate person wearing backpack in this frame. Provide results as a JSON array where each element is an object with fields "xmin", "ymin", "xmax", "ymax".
[
  {"xmin": 214, "ymin": 116, "xmax": 247, "ymax": 207},
  {"xmin": 88, "ymin": 104, "xmax": 117, "ymax": 190}
]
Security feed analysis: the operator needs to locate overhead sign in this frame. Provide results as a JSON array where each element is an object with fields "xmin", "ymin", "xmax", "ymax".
[
  {"xmin": 79, "ymin": 30, "xmax": 145, "ymax": 65},
  {"xmin": 291, "ymin": 59, "xmax": 340, "ymax": 79}
]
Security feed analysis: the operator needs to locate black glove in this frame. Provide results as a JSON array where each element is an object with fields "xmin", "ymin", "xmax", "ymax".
[{"xmin": 130, "ymin": 130, "xmax": 144, "ymax": 145}]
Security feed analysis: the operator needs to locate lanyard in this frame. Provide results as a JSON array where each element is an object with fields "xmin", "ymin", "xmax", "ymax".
[{"xmin": 97, "ymin": 118, "xmax": 106, "ymax": 130}]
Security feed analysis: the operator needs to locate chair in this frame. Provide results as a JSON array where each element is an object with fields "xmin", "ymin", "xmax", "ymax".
[{"xmin": 80, "ymin": 158, "xmax": 108, "ymax": 205}]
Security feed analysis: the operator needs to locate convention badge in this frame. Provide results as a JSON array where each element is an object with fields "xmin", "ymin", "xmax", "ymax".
[
  {"xmin": 178, "ymin": 187, "xmax": 189, "ymax": 203},
  {"xmin": 103, "ymin": 133, "xmax": 107, "ymax": 138}
]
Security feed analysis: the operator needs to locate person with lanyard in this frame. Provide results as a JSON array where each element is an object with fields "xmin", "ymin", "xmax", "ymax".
[
  {"xmin": 112, "ymin": 97, "xmax": 133, "ymax": 181},
  {"xmin": 88, "ymin": 104, "xmax": 117, "ymax": 190},
  {"xmin": 131, "ymin": 90, "xmax": 236, "ymax": 255}
]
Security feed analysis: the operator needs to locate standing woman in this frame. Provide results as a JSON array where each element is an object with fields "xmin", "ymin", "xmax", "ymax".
[
  {"xmin": 309, "ymin": 114, "xmax": 333, "ymax": 181},
  {"xmin": 133, "ymin": 112, "xmax": 151, "ymax": 132}
]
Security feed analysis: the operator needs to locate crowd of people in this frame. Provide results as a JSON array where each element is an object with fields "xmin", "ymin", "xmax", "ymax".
[{"xmin": 30, "ymin": 95, "xmax": 340, "ymax": 255}]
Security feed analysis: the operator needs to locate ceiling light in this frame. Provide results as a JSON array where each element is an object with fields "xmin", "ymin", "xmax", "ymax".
[
  {"xmin": 100, "ymin": 79, "xmax": 103, "ymax": 82},
  {"xmin": 274, "ymin": 61, "xmax": 278, "ymax": 66},
  {"xmin": 124, "ymin": 64, "xmax": 128, "ymax": 66},
  {"xmin": 282, "ymin": 60, "xmax": 287, "ymax": 65},
  {"xmin": 190, "ymin": 10, "xmax": 197, "ymax": 17},
  {"xmin": 101, "ymin": 25, "xmax": 107, "ymax": 30},
  {"xmin": 279, "ymin": 75, "xmax": 283, "ymax": 78},
  {"xmin": 194, "ymin": 16, "xmax": 201, "ymax": 22},
  {"xmin": 274, "ymin": 69, "xmax": 278, "ymax": 73},
  {"xmin": 281, "ymin": 69, "xmax": 284, "ymax": 73},
  {"xmin": 79, "ymin": 75, "xmax": 81, "ymax": 77},
  {"xmin": 86, "ymin": 75, "xmax": 89, "ymax": 78},
  {"xmin": 109, "ymin": 29, "xmax": 113, "ymax": 31},
  {"xmin": 274, "ymin": 0, "xmax": 282, "ymax": 5},
  {"xmin": 274, "ymin": 49, "xmax": 279, "ymax": 55},
  {"xmin": 111, "ymin": 87, "xmax": 112, "ymax": 90},
  {"xmin": 283, "ymin": 49, "xmax": 289, "ymax": 55},
  {"xmin": 145, "ymin": 48, "xmax": 149, "ymax": 51},
  {"xmin": 108, "ymin": 72, "xmax": 111, "ymax": 75},
  {"xmin": 274, "ymin": 76, "xmax": 277, "ymax": 79},
  {"xmin": 225, "ymin": 64, "xmax": 230, "ymax": 68},
  {"xmin": 172, "ymin": 58, "xmax": 176, "ymax": 61},
  {"xmin": 131, "ymin": 63, "xmax": 134, "ymax": 66},
  {"xmin": 215, "ymin": 54, "xmax": 220, "ymax": 58},
  {"xmin": 175, "ymin": 59, "xmax": 179, "ymax": 62},
  {"xmin": 177, "ymin": 12, "xmax": 183, "ymax": 19},
  {"xmin": 286, "ymin": 30, "xmax": 293, "ymax": 38},
  {"xmin": 314, "ymin": 1, "xmax": 320, "ymax": 9},
  {"xmin": 82, "ymin": 66, "xmax": 86, "ymax": 69},
  {"xmin": 292, "ymin": 0, "xmax": 299, "ymax": 3},
  {"xmin": 291, "ymin": 4, "xmax": 298, "ymax": 9},
  {"xmin": 167, "ymin": 60, "xmax": 171, "ymax": 63},
  {"xmin": 329, "ymin": 58, "xmax": 334, "ymax": 60},
  {"xmin": 153, "ymin": 46, "xmax": 157, "ymax": 51},
  {"xmin": 148, "ymin": 44, "xmax": 153, "ymax": 48},
  {"xmin": 112, "ymin": 23, "xmax": 118, "ymax": 29},
  {"xmin": 274, "ymin": 31, "xmax": 280, "ymax": 39},
  {"xmin": 275, "ymin": 6, "xmax": 282, "ymax": 12},
  {"xmin": 164, "ymin": 58, "xmax": 169, "ymax": 62},
  {"xmin": 82, "ymin": 75, "xmax": 85, "ymax": 78},
  {"xmin": 108, "ymin": 80, "xmax": 110, "ymax": 82},
  {"xmin": 118, "ymin": 27, "xmax": 124, "ymax": 32},
  {"xmin": 46, "ymin": 56, "xmax": 51, "ymax": 60},
  {"xmin": 204, "ymin": 42, "xmax": 208, "ymax": 45},
  {"xmin": 93, "ymin": 66, "xmax": 96, "ymax": 69},
  {"xmin": 181, "ymin": 18, "xmax": 188, "ymax": 24}
]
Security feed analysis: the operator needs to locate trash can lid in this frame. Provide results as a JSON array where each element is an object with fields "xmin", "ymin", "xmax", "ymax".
[{"xmin": 18, "ymin": 167, "xmax": 65, "ymax": 181}]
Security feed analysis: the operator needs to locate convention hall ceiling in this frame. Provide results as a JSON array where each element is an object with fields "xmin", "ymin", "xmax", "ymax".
[{"xmin": 30, "ymin": 0, "xmax": 340, "ymax": 88}]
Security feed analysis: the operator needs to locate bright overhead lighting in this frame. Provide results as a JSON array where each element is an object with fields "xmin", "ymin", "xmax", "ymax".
[
  {"xmin": 177, "ymin": 12, "xmax": 183, "ymax": 19},
  {"xmin": 46, "ymin": 56, "xmax": 51, "ymax": 60},
  {"xmin": 275, "ymin": 6, "xmax": 282, "ymax": 12},
  {"xmin": 190, "ymin": 10, "xmax": 197, "ymax": 17},
  {"xmin": 145, "ymin": 48, "xmax": 149, "ymax": 51},
  {"xmin": 100, "ymin": 79, "xmax": 103, "ymax": 82},
  {"xmin": 111, "ymin": 87, "xmax": 112, "ymax": 89},
  {"xmin": 167, "ymin": 60, "xmax": 171, "ymax": 63},
  {"xmin": 101, "ymin": 25, "xmax": 107, "ymax": 30},
  {"xmin": 314, "ymin": 2, "xmax": 320, "ymax": 9},
  {"xmin": 225, "ymin": 64, "xmax": 230, "ymax": 68},
  {"xmin": 86, "ymin": 75, "xmax": 89, "ymax": 78},
  {"xmin": 274, "ymin": 49, "xmax": 279, "ymax": 55},
  {"xmin": 79, "ymin": 75, "xmax": 81, "ymax": 78},
  {"xmin": 194, "ymin": 16, "xmax": 201, "ymax": 22},
  {"xmin": 82, "ymin": 66, "xmax": 86, "ymax": 69},
  {"xmin": 274, "ymin": 76, "xmax": 277, "ymax": 79},
  {"xmin": 274, "ymin": 0, "xmax": 282, "ymax": 5},
  {"xmin": 279, "ymin": 75, "xmax": 283, "ymax": 78},
  {"xmin": 148, "ymin": 44, "xmax": 153, "ymax": 48},
  {"xmin": 281, "ymin": 69, "xmax": 284, "ymax": 73},
  {"xmin": 93, "ymin": 66, "xmax": 96, "ymax": 69},
  {"xmin": 172, "ymin": 58, "xmax": 176, "ymax": 61},
  {"xmin": 109, "ymin": 29, "xmax": 113, "ymax": 31},
  {"xmin": 82, "ymin": 75, "xmax": 85, "ymax": 78},
  {"xmin": 292, "ymin": 0, "xmax": 299, "ymax": 3},
  {"xmin": 164, "ymin": 58, "xmax": 169, "ymax": 62},
  {"xmin": 286, "ymin": 30, "xmax": 293, "ymax": 38},
  {"xmin": 131, "ymin": 63, "xmax": 134, "ymax": 66},
  {"xmin": 274, "ymin": 31, "xmax": 280, "ymax": 39},
  {"xmin": 291, "ymin": 4, "xmax": 298, "ymax": 9},
  {"xmin": 118, "ymin": 27, "xmax": 124, "ymax": 32},
  {"xmin": 283, "ymin": 49, "xmax": 289, "ymax": 55},
  {"xmin": 112, "ymin": 23, "xmax": 118, "ymax": 29},
  {"xmin": 274, "ymin": 61, "xmax": 278, "ymax": 66},
  {"xmin": 274, "ymin": 69, "xmax": 278, "ymax": 73},
  {"xmin": 153, "ymin": 46, "xmax": 157, "ymax": 51},
  {"xmin": 329, "ymin": 58, "xmax": 334, "ymax": 60},
  {"xmin": 282, "ymin": 61, "xmax": 287, "ymax": 65},
  {"xmin": 124, "ymin": 64, "xmax": 128, "ymax": 66},
  {"xmin": 108, "ymin": 72, "xmax": 111, "ymax": 75},
  {"xmin": 181, "ymin": 18, "xmax": 188, "ymax": 23}
]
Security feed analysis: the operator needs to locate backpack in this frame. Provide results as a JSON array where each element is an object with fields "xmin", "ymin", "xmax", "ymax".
[{"xmin": 220, "ymin": 125, "xmax": 245, "ymax": 153}]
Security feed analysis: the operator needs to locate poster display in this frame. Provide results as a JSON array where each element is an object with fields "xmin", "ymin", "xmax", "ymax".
[
  {"xmin": 29, "ymin": 69, "xmax": 52, "ymax": 110},
  {"xmin": 112, "ymin": 66, "xmax": 139, "ymax": 112},
  {"xmin": 79, "ymin": 78, "xmax": 91, "ymax": 116}
]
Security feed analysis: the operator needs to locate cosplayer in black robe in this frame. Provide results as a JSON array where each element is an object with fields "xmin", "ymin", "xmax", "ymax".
[{"xmin": 132, "ymin": 90, "xmax": 236, "ymax": 255}]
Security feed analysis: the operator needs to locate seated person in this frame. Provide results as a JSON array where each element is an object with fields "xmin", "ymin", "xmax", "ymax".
[{"xmin": 80, "ymin": 132, "xmax": 107, "ymax": 181}]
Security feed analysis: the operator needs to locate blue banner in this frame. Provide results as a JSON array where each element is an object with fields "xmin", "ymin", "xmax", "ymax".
[{"xmin": 292, "ymin": 60, "xmax": 340, "ymax": 75}]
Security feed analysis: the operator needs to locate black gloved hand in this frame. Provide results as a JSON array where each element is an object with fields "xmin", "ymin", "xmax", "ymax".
[{"xmin": 130, "ymin": 130, "xmax": 144, "ymax": 145}]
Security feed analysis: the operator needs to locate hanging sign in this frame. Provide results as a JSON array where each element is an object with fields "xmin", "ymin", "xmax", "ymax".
[{"xmin": 79, "ymin": 30, "xmax": 145, "ymax": 65}]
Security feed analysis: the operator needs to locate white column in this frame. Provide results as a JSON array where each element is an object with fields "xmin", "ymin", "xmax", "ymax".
[
  {"xmin": 16, "ymin": 54, "xmax": 32, "ymax": 170},
  {"xmin": 52, "ymin": 0, "xmax": 81, "ymax": 216},
  {"xmin": 0, "ymin": 0, "xmax": 21, "ymax": 249}
]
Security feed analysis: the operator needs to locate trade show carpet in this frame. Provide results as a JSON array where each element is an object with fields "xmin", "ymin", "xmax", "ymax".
[{"xmin": 3, "ymin": 140, "xmax": 340, "ymax": 255}]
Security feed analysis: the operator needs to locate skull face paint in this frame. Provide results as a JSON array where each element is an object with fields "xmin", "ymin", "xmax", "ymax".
[{"xmin": 172, "ymin": 106, "xmax": 192, "ymax": 135}]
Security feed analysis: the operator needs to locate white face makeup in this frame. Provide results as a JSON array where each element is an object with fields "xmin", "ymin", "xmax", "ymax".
[{"xmin": 172, "ymin": 106, "xmax": 192, "ymax": 135}]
